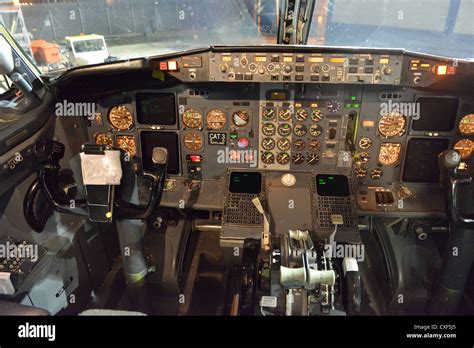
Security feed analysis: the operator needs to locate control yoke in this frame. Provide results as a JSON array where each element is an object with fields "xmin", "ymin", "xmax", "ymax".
[{"xmin": 28, "ymin": 139, "xmax": 168, "ymax": 227}]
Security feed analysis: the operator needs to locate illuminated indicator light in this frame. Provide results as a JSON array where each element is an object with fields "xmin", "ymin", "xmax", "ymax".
[
  {"xmin": 353, "ymin": 104, "xmax": 360, "ymax": 108},
  {"xmin": 237, "ymin": 137, "xmax": 249, "ymax": 149},
  {"xmin": 345, "ymin": 103, "xmax": 352, "ymax": 108},
  {"xmin": 308, "ymin": 57, "xmax": 324, "ymax": 63},
  {"xmin": 362, "ymin": 120, "xmax": 375, "ymax": 128},
  {"xmin": 329, "ymin": 57, "xmax": 345, "ymax": 63},
  {"xmin": 379, "ymin": 58, "xmax": 389, "ymax": 64},
  {"xmin": 230, "ymin": 133, "xmax": 238, "ymax": 140},
  {"xmin": 283, "ymin": 56, "xmax": 293, "ymax": 63},
  {"xmin": 106, "ymin": 211, "xmax": 112, "ymax": 219},
  {"xmin": 436, "ymin": 65, "xmax": 447, "ymax": 75},
  {"xmin": 254, "ymin": 56, "xmax": 267, "ymax": 62},
  {"xmin": 310, "ymin": 103, "xmax": 318, "ymax": 107},
  {"xmin": 351, "ymin": 96, "xmax": 357, "ymax": 101},
  {"xmin": 159, "ymin": 61, "xmax": 168, "ymax": 70},
  {"xmin": 447, "ymin": 66, "xmax": 456, "ymax": 75},
  {"xmin": 189, "ymin": 155, "xmax": 203, "ymax": 163},
  {"xmin": 222, "ymin": 56, "xmax": 231, "ymax": 62},
  {"xmin": 167, "ymin": 61, "xmax": 178, "ymax": 71}
]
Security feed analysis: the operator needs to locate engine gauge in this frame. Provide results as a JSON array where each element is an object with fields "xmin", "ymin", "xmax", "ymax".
[
  {"xmin": 307, "ymin": 153, "xmax": 320, "ymax": 165},
  {"xmin": 261, "ymin": 138, "xmax": 276, "ymax": 150},
  {"xmin": 308, "ymin": 139, "xmax": 321, "ymax": 151},
  {"xmin": 292, "ymin": 153, "xmax": 305, "ymax": 165},
  {"xmin": 359, "ymin": 152, "xmax": 370, "ymax": 164},
  {"xmin": 454, "ymin": 139, "xmax": 474, "ymax": 159},
  {"xmin": 184, "ymin": 132, "xmax": 203, "ymax": 151},
  {"xmin": 108, "ymin": 105, "xmax": 134, "ymax": 131},
  {"xmin": 277, "ymin": 152, "xmax": 290, "ymax": 165},
  {"xmin": 459, "ymin": 114, "xmax": 474, "ymax": 136},
  {"xmin": 206, "ymin": 109, "xmax": 226, "ymax": 130},
  {"xmin": 359, "ymin": 137, "xmax": 373, "ymax": 149},
  {"xmin": 278, "ymin": 123, "xmax": 292, "ymax": 137},
  {"xmin": 311, "ymin": 109, "xmax": 324, "ymax": 122},
  {"xmin": 326, "ymin": 99, "xmax": 342, "ymax": 113},
  {"xmin": 263, "ymin": 107, "xmax": 276, "ymax": 120},
  {"xmin": 262, "ymin": 123, "xmax": 276, "ymax": 136},
  {"xmin": 378, "ymin": 143, "xmax": 401, "ymax": 166},
  {"xmin": 277, "ymin": 138, "xmax": 291, "ymax": 151},
  {"xmin": 232, "ymin": 110, "xmax": 250, "ymax": 127},
  {"xmin": 182, "ymin": 108, "xmax": 202, "ymax": 129},
  {"xmin": 279, "ymin": 107, "xmax": 293, "ymax": 121},
  {"xmin": 116, "ymin": 135, "xmax": 137, "ymax": 157},
  {"xmin": 370, "ymin": 168, "xmax": 383, "ymax": 179},
  {"xmin": 295, "ymin": 108, "xmax": 309, "ymax": 122},
  {"xmin": 261, "ymin": 152, "xmax": 275, "ymax": 165},
  {"xmin": 95, "ymin": 133, "xmax": 113, "ymax": 147},
  {"xmin": 309, "ymin": 124, "xmax": 323, "ymax": 137},
  {"xmin": 378, "ymin": 113, "xmax": 406, "ymax": 138},
  {"xmin": 292, "ymin": 139, "xmax": 305, "ymax": 151},
  {"xmin": 293, "ymin": 124, "xmax": 307, "ymax": 137},
  {"xmin": 355, "ymin": 168, "xmax": 367, "ymax": 178}
]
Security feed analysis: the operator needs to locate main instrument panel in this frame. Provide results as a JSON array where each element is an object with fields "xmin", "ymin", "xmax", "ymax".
[{"xmin": 84, "ymin": 46, "xmax": 473, "ymax": 216}]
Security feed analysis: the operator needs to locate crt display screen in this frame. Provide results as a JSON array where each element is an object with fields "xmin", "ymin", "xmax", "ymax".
[
  {"xmin": 229, "ymin": 172, "xmax": 262, "ymax": 194},
  {"xmin": 412, "ymin": 98, "xmax": 458, "ymax": 132},
  {"xmin": 316, "ymin": 175, "xmax": 350, "ymax": 197},
  {"xmin": 136, "ymin": 93, "xmax": 176, "ymax": 125}
]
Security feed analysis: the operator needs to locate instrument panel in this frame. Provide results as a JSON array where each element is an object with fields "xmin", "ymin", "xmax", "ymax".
[{"xmin": 83, "ymin": 46, "xmax": 473, "ymax": 215}]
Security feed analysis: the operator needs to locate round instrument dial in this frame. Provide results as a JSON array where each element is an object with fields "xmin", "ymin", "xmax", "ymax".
[
  {"xmin": 292, "ymin": 153, "xmax": 305, "ymax": 165},
  {"xmin": 279, "ymin": 108, "xmax": 293, "ymax": 121},
  {"xmin": 378, "ymin": 143, "xmax": 401, "ymax": 166},
  {"xmin": 117, "ymin": 135, "xmax": 137, "ymax": 157},
  {"xmin": 308, "ymin": 139, "xmax": 321, "ymax": 151},
  {"xmin": 295, "ymin": 108, "xmax": 308, "ymax": 122},
  {"xmin": 277, "ymin": 138, "xmax": 291, "ymax": 151},
  {"xmin": 370, "ymin": 168, "xmax": 383, "ymax": 179},
  {"xmin": 108, "ymin": 105, "xmax": 133, "ymax": 131},
  {"xmin": 263, "ymin": 107, "xmax": 276, "ymax": 120},
  {"xmin": 326, "ymin": 99, "xmax": 342, "ymax": 113},
  {"xmin": 278, "ymin": 123, "xmax": 292, "ymax": 137},
  {"xmin": 311, "ymin": 109, "xmax": 323, "ymax": 122},
  {"xmin": 293, "ymin": 124, "xmax": 307, "ymax": 137},
  {"xmin": 292, "ymin": 139, "xmax": 305, "ymax": 151},
  {"xmin": 261, "ymin": 152, "xmax": 275, "ymax": 165},
  {"xmin": 262, "ymin": 123, "xmax": 276, "ymax": 136},
  {"xmin": 459, "ymin": 114, "xmax": 474, "ymax": 136},
  {"xmin": 184, "ymin": 132, "xmax": 203, "ymax": 151},
  {"xmin": 182, "ymin": 108, "xmax": 202, "ymax": 129},
  {"xmin": 276, "ymin": 152, "xmax": 290, "ymax": 165},
  {"xmin": 359, "ymin": 152, "xmax": 370, "ymax": 164},
  {"xmin": 232, "ymin": 110, "xmax": 250, "ymax": 127},
  {"xmin": 359, "ymin": 137, "xmax": 373, "ymax": 149},
  {"xmin": 95, "ymin": 133, "xmax": 113, "ymax": 147},
  {"xmin": 261, "ymin": 138, "xmax": 276, "ymax": 150},
  {"xmin": 378, "ymin": 113, "xmax": 406, "ymax": 138},
  {"xmin": 307, "ymin": 153, "xmax": 320, "ymax": 165},
  {"xmin": 355, "ymin": 168, "xmax": 367, "ymax": 178},
  {"xmin": 309, "ymin": 124, "xmax": 323, "ymax": 137},
  {"xmin": 454, "ymin": 139, "xmax": 474, "ymax": 160},
  {"xmin": 206, "ymin": 109, "xmax": 226, "ymax": 130}
]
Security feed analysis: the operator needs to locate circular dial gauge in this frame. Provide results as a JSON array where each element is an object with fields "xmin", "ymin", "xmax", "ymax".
[
  {"xmin": 95, "ymin": 133, "xmax": 113, "ymax": 147},
  {"xmin": 378, "ymin": 113, "xmax": 406, "ymax": 138},
  {"xmin": 310, "ymin": 124, "xmax": 323, "ymax": 137},
  {"xmin": 279, "ymin": 108, "xmax": 293, "ymax": 121},
  {"xmin": 206, "ymin": 109, "xmax": 226, "ymax": 130},
  {"xmin": 459, "ymin": 114, "xmax": 474, "ymax": 135},
  {"xmin": 108, "ymin": 105, "xmax": 133, "ymax": 131},
  {"xmin": 261, "ymin": 138, "xmax": 276, "ymax": 150},
  {"xmin": 454, "ymin": 139, "xmax": 474, "ymax": 159},
  {"xmin": 378, "ymin": 143, "xmax": 402, "ymax": 166},
  {"xmin": 261, "ymin": 152, "xmax": 275, "ymax": 165},
  {"xmin": 355, "ymin": 168, "xmax": 367, "ymax": 178},
  {"xmin": 232, "ymin": 110, "xmax": 250, "ymax": 127},
  {"xmin": 278, "ymin": 123, "xmax": 292, "ymax": 137},
  {"xmin": 359, "ymin": 152, "xmax": 370, "ymax": 164},
  {"xmin": 116, "ymin": 135, "xmax": 137, "ymax": 157},
  {"xmin": 292, "ymin": 139, "xmax": 305, "ymax": 151},
  {"xmin": 277, "ymin": 152, "xmax": 290, "ymax": 165},
  {"xmin": 263, "ymin": 107, "xmax": 276, "ymax": 120},
  {"xmin": 370, "ymin": 168, "xmax": 383, "ymax": 179},
  {"xmin": 277, "ymin": 138, "xmax": 291, "ymax": 151},
  {"xmin": 308, "ymin": 139, "xmax": 321, "ymax": 151},
  {"xmin": 293, "ymin": 124, "xmax": 307, "ymax": 137},
  {"xmin": 182, "ymin": 108, "xmax": 202, "ymax": 129},
  {"xmin": 359, "ymin": 137, "xmax": 373, "ymax": 149},
  {"xmin": 311, "ymin": 109, "xmax": 323, "ymax": 122},
  {"xmin": 326, "ymin": 99, "xmax": 342, "ymax": 113},
  {"xmin": 295, "ymin": 108, "xmax": 309, "ymax": 122},
  {"xmin": 262, "ymin": 123, "xmax": 276, "ymax": 136},
  {"xmin": 292, "ymin": 153, "xmax": 305, "ymax": 165},
  {"xmin": 184, "ymin": 132, "xmax": 203, "ymax": 151},
  {"xmin": 307, "ymin": 153, "xmax": 320, "ymax": 165}
]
